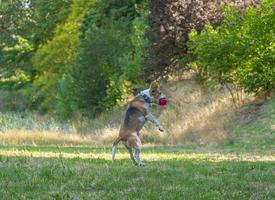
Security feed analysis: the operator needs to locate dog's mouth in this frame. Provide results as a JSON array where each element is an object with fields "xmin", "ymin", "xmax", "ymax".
[{"xmin": 159, "ymin": 98, "xmax": 168, "ymax": 106}]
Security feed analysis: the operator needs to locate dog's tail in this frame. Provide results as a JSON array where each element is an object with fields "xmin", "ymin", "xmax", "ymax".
[{"xmin": 112, "ymin": 137, "xmax": 121, "ymax": 162}]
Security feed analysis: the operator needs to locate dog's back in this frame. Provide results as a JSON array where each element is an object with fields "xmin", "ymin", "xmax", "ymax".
[
  {"xmin": 119, "ymin": 98, "xmax": 147, "ymax": 140},
  {"xmin": 112, "ymin": 97, "xmax": 147, "ymax": 162}
]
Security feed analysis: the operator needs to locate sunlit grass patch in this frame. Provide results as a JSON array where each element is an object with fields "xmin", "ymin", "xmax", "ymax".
[
  {"xmin": 1, "ymin": 146, "xmax": 274, "ymax": 162},
  {"xmin": 0, "ymin": 145, "xmax": 274, "ymax": 200}
]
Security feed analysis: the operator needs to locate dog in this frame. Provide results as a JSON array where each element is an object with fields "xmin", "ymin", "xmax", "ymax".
[{"xmin": 112, "ymin": 81, "xmax": 168, "ymax": 166}]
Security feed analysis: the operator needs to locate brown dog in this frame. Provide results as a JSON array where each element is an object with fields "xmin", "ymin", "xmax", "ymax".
[{"xmin": 112, "ymin": 81, "xmax": 167, "ymax": 166}]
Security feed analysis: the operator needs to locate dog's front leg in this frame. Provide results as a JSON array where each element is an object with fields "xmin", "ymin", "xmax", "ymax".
[{"xmin": 145, "ymin": 113, "xmax": 164, "ymax": 132}]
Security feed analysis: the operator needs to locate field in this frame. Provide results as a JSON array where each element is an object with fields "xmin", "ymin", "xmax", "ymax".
[
  {"xmin": 0, "ymin": 82, "xmax": 274, "ymax": 200},
  {"xmin": 0, "ymin": 145, "xmax": 274, "ymax": 200}
]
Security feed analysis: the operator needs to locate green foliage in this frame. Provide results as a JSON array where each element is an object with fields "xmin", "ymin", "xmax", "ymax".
[
  {"xmin": 0, "ymin": 35, "xmax": 33, "ymax": 89},
  {"xmin": 188, "ymin": 0, "xmax": 275, "ymax": 94},
  {"xmin": 0, "ymin": 0, "xmax": 73, "ymax": 109},
  {"xmin": 32, "ymin": 0, "xmax": 95, "ymax": 113},
  {"xmin": 144, "ymin": 0, "xmax": 260, "ymax": 80},
  {"xmin": 1, "ymin": 0, "xmax": 148, "ymax": 117},
  {"xmin": 0, "ymin": 0, "xmax": 33, "ymax": 44},
  {"xmin": 66, "ymin": 0, "xmax": 148, "ymax": 117},
  {"xmin": 120, "ymin": 11, "xmax": 149, "ymax": 83},
  {"xmin": 31, "ymin": 0, "xmax": 72, "ymax": 46},
  {"xmin": 0, "ymin": 1, "xmax": 34, "ymax": 90},
  {"xmin": 69, "ymin": 28, "xmax": 116, "ymax": 115}
]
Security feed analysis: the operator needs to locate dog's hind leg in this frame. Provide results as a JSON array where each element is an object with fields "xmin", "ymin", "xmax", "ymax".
[
  {"xmin": 124, "ymin": 143, "xmax": 139, "ymax": 165},
  {"xmin": 126, "ymin": 134, "xmax": 144, "ymax": 166},
  {"xmin": 134, "ymin": 147, "xmax": 144, "ymax": 166},
  {"xmin": 112, "ymin": 137, "xmax": 121, "ymax": 162}
]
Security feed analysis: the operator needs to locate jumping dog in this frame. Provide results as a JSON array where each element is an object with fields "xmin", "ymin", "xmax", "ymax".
[{"xmin": 112, "ymin": 81, "xmax": 168, "ymax": 166}]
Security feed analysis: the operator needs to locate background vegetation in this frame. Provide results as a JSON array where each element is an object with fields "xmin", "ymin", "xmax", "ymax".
[
  {"xmin": 0, "ymin": 1, "xmax": 274, "ymax": 199},
  {"xmin": 1, "ymin": 0, "xmax": 273, "ymax": 119},
  {"xmin": 1, "ymin": 0, "xmax": 148, "ymax": 117},
  {"xmin": 188, "ymin": 1, "xmax": 274, "ymax": 95}
]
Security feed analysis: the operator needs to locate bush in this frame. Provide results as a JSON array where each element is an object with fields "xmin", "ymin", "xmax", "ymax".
[
  {"xmin": 188, "ymin": 0, "xmax": 274, "ymax": 95},
  {"xmin": 144, "ymin": 0, "xmax": 260, "ymax": 81},
  {"xmin": 32, "ymin": 0, "xmax": 95, "ymax": 114},
  {"xmin": 67, "ymin": 0, "xmax": 148, "ymax": 117}
]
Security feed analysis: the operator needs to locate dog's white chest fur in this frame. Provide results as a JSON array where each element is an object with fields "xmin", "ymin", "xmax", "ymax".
[
  {"xmin": 140, "ymin": 89, "xmax": 153, "ymax": 100},
  {"xmin": 139, "ymin": 89, "xmax": 153, "ymax": 110},
  {"xmin": 143, "ymin": 102, "xmax": 151, "ymax": 110}
]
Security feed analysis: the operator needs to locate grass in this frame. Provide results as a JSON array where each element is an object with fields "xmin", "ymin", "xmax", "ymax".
[
  {"xmin": 226, "ymin": 96, "xmax": 275, "ymax": 152},
  {"xmin": 0, "ymin": 78, "xmax": 274, "ymax": 199},
  {"xmin": 0, "ymin": 145, "xmax": 274, "ymax": 200},
  {"xmin": 0, "ymin": 78, "xmax": 253, "ymax": 146}
]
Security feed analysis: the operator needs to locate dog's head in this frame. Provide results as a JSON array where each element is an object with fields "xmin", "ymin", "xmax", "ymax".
[{"xmin": 149, "ymin": 81, "xmax": 168, "ymax": 106}]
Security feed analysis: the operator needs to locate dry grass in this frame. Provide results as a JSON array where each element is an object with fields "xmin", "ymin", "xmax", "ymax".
[
  {"xmin": 173, "ymin": 83, "xmax": 236, "ymax": 143},
  {"xmin": 0, "ymin": 130, "xmax": 92, "ymax": 146},
  {"xmin": 140, "ymin": 77, "xmax": 252, "ymax": 145},
  {"xmin": 88, "ymin": 75, "xmax": 252, "ymax": 146},
  {"xmin": 0, "ymin": 75, "xmax": 253, "ymax": 146}
]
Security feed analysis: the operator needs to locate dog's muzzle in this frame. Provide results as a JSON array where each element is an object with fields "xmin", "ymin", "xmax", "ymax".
[{"xmin": 159, "ymin": 98, "xmax": 168, "ymax": 106}]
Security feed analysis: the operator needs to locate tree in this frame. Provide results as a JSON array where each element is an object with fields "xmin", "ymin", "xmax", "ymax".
[
  {"xmin": 0, "ymin": 0, "xmax": 34, "ymax": 89},
  {"xmin": 31, "ymin": 0, "xmax": 95, "ymax": 113},
  {"xmin": 68, "ymin": 0, "xmax": 147, "ymax": 117},
  {"xmin": 144, "ymin": 0, "xmax": 261, "ymax": 81},
  {"xmin": 188, "ymin": 0, "xmax": 274, "ymax": 96}
]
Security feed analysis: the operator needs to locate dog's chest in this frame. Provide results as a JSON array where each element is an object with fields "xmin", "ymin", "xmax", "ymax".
[
  {"xmin": 142, "ymin": 102, "xmax": 151, "ymax": 111},
  {"xmin": 139, "ymin": 89, "xmax": 154, "ymax": 103}
]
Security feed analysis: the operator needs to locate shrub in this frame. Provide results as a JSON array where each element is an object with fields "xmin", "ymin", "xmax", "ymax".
[
  {"xmin": 144, "ymin": 0, "xmax": 261, "ymax": 81},
  {"xmin": 188, "ymin": 0, "xmax": 274, "ymax": 95},
  {"xmin": 67, "ymin": 0, "xmax": 148, "ymax": 117}
]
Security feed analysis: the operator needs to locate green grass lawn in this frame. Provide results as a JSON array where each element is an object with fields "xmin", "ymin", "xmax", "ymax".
[{"xmin": 0, "ymin": 145, "xmax": 274, "ymax": 200}]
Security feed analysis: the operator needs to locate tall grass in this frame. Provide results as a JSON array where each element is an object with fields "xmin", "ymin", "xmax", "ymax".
[
  {"xmin": 0, "ymin": 112, "xmax": 71, "ymax": 132},
  {"xmin": 0, "ymin": 75, "xmax": 255, "ymax": 146},
  {"xmin": 228, "ymin": 96, "xmax": 275, "ymax": 152},
  {"xmin": 141, "ymin": 77, "xmax": 252, "ymax": 145}
]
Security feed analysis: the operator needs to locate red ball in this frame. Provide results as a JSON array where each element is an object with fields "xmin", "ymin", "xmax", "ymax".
[{"xmin": 159, "ymin": 98, "xmax": 168, "ymax": 106}]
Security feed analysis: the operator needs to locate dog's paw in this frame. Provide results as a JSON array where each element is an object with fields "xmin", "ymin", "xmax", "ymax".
[
  {"xmin": 159, "ymin": 127, "xmax": 164, "ymax": 132},
  {"xmin": 138, "ymin": 161, "xmax": 145, "ymax": 166}
]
